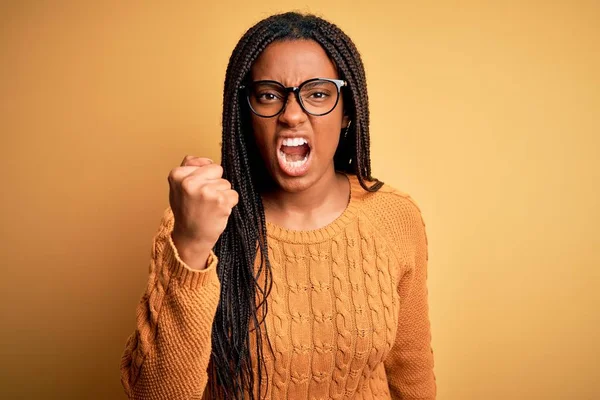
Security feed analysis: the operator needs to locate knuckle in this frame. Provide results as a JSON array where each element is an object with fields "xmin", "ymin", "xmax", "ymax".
[
  {"xmin": 180, "ymin": 176, "xmax": 195, "ymax": 194},
  {"xmin": 198, "ymin": 184, "xmax": 212, "ymax": 199},
  {"xmin": 167, "ymin": 168, "xmax": 179, "ymax": 184},
  {"xmin": 212, "ymin": 164, "xmax": 224, "ymax": 176},
  {"xmin": 220, "ymin": 179, "xmax": 232, "ymax": 190}
]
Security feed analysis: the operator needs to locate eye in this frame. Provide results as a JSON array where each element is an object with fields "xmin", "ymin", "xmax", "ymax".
[
  {"xmin": 310, "ymin": 91, "xmax": 329, "ymax": 99},
  {"xmin": 304, "ymin": 90, "xmax": 332, "ymax": 103},
  {"xmin": 256, "ymin": 91, "xmax": 282, "ymax": 102}
]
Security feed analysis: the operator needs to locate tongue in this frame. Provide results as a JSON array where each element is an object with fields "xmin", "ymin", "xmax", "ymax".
[{"xmin": 281, "ymin": 144, "xmax": 309, "ymax": 162}]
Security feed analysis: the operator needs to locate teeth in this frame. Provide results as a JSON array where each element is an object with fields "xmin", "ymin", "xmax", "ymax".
[
  {"xmin": 282, "ymin": 137, "xmax": 308, "ymax": 147},
  {"xmin": 279, "ymin": 151, "xmax": 309, "ymax": 169}
]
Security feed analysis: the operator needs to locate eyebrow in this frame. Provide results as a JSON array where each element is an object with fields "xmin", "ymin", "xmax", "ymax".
[
  {"xmin": 252, "ymin": 78, "xmax": 339, "ymax": 87},
  {"xmin": 301, "ymin": 80, "xmax": 331, "ymax": 88}
]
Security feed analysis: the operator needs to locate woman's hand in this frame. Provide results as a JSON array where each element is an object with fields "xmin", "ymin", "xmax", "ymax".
[{"xmin": 168, "ymin": 155, "xmax": 238, "ymax": 270}]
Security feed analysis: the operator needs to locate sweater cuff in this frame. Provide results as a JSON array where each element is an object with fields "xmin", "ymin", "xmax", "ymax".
[{"xmin": 164, "ymin": 233, "xmax": 219, "ymax": 289}]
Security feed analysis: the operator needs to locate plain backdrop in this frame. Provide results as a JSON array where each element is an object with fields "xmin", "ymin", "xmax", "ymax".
[{"xmin": 1, "ymin": 1, "xmax": 599, "ymax": 399}]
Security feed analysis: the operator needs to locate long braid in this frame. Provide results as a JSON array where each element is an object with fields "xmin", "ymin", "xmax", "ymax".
[
  {"xmin": 210, "ymin": 12, "xmax": 382, "ymax": 399},
  {"xmin": 314, "ymin": 24, "xmax": 382, "ymax": 191}
]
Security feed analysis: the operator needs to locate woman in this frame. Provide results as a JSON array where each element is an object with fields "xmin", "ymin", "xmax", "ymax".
[{"xmin": 121, "ymin": 12, "xmax": 435, "ymax": 400}]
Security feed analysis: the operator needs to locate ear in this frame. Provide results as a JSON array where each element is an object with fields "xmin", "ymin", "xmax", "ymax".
[{"xmin": 342, "ymin": 113, "xmax": 351, "ymax": 129}]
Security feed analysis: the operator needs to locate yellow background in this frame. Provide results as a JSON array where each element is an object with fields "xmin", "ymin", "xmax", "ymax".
[{"xmin": 1, "ymin": 1, "xmax": 598, "ymax": 399}]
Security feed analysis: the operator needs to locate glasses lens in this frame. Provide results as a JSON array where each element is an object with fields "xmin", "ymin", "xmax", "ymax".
[
  {"xmin": 248, "ymin": 82, "xmax": 286, "ymax": 117},
  {"xmin": 299, "ymin": 80, "xmax": 339, "ymax": 115}
]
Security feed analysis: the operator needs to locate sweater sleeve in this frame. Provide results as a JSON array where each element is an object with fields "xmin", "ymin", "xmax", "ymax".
[
  {"xmin": 384, "ymin": 200, "xmax": 436, "ymax": 399},
  {"xmin": 120, "ymin": 208, "xmax": 221, "ymax": 400}
]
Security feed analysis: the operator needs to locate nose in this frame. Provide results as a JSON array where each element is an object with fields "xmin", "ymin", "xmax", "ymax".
[{"xmin": 278, "ymin": 91, "xmax": 307, "ymax": 127}]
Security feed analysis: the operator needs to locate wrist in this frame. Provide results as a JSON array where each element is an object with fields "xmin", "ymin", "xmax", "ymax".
[{"xmin": 171, "ymin": 232, "xmax": 214, "ymax": 271}]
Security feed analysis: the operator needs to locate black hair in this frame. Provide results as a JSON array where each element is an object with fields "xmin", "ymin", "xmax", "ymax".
[{"xmin": 211, "ymin": 11, "xmax": 382, "ymax": 399}]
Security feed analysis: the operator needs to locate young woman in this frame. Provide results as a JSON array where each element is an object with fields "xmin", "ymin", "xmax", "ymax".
[{"xmin": 121, "ymin": 12, "xmax": 436, "ymax": 400}]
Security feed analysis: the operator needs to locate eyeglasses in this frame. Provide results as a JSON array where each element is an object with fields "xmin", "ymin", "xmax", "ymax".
[{"xmin": 240, "ymin": 78, "xmax": 347, "ymax": 118}]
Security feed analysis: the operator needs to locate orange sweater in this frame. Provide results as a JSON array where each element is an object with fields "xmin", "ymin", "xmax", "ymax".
[{"xmin": 121, "ymin": 174, "xmax": 436, "ymax": 399}]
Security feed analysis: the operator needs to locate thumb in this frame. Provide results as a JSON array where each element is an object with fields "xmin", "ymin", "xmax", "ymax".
[{"xmin": 181, "ymin": 156, "xmax": 214, "ymax": 167}]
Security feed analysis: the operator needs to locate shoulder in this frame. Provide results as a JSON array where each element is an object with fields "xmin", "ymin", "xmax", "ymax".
[
  {"xmin": 348, "ymin": 174, "xmax": 427, "ymax": 263},
  {"xmin": 348, "ymin": 174, "xmax": 425, "ymax": 227}
]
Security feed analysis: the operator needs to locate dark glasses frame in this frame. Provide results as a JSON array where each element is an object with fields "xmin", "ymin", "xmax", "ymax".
[{"xmin": 239, "ymin": 77, "xmax": 347, "ymax": 118}]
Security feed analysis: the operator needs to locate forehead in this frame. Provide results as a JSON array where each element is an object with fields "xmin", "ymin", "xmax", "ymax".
[{"xmin": 250, "ymin": 39, "xmax": 339, "ymax": 85}]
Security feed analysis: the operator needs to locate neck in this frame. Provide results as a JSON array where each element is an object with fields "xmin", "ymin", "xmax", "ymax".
[{"xmin": 261, "ymin": 168, "xmax": 350, "ymax": 231}]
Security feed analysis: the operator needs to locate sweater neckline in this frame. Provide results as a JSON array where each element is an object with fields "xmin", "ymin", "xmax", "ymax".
[{"xmin": 265, "ymin": 173, "xmax": 360, "ymax": 244}]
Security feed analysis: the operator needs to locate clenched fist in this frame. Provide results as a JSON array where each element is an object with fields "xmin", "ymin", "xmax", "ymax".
[{"xmin": 168, "ymin": 156, "xmax": 239, "ymax": 270}]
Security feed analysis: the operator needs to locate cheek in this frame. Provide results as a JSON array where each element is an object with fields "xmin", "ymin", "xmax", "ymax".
[{"xmin": 313, "ymin": 117, "xmax": 342, "ymax": 156}]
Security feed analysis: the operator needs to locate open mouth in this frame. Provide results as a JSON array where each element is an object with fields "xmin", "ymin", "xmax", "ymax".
[{"xmin": 277, "ymin": 137, "xmax": 312, "ymax": 176}]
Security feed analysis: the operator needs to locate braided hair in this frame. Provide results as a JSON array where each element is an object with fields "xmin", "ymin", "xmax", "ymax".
[{"xmin": 211, "ymin": 11, "xmax": 383, "ymax": 399}]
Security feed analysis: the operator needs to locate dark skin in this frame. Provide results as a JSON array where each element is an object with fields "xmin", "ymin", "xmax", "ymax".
[{"xmin": 250, "ymin": 39, "xmax": 351, "ymax": 231}]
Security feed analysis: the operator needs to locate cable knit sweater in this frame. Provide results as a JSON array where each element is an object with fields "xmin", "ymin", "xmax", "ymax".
[{"xmin": 120, "ymin": 174, "xmax": 436, "ymax": 399}]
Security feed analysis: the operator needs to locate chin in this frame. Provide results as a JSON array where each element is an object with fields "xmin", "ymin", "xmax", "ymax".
[
  {"xmin": 270, "ymin": 164, "xmax": 334, "ymax": 194},
  {"xmin": 270, "ymin": 171, "xmax": 317, "ymax": 193},
  {"xmin": 276, "ymin": 169, "xmax": 340, "ymax": 196}
]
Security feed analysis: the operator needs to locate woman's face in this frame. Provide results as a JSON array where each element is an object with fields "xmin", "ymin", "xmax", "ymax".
[{"xmin": 249, "ymin": 39, "xmax": 349, "ymax": 193}]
